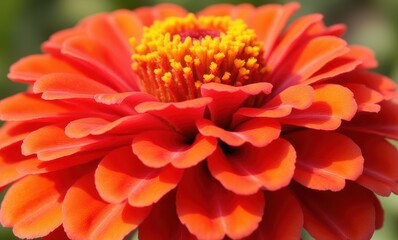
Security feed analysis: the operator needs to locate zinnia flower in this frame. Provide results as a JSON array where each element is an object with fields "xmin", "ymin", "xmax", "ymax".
[{"xmin": 1, "ymin": 2, "xmax": 397, "ymax": 240}]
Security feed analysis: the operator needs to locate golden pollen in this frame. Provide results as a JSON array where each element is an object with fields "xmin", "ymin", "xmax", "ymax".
[{"xmin": 131, "ymin": 14, "xmax": 266, "ymax": 102}]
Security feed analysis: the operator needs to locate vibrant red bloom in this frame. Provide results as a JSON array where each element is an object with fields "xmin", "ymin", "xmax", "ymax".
[{"xmin": 0, "ymin": 2, "xmax": 397, "ymax": 240}]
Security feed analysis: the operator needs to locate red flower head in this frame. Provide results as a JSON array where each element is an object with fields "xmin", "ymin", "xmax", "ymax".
[{"xmin": 0, "ymin": 2, "xmax": 397, "ymax": 240}]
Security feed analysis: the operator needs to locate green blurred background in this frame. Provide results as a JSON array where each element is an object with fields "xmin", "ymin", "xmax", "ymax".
[{"xmin": 0, "ymin": 0, "xmax": 397, "ymax": 239}]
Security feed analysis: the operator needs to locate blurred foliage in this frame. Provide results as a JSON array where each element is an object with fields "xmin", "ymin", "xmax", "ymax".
[{"xmin": 0, "ymin": 0, "xmax": 397, "ymax": 239}]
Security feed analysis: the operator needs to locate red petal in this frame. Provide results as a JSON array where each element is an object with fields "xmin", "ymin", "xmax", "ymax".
[
  {"xmin": 112, "ymin": 10, "xmax": 144, "ymax": 42},
  {"xmin": 208, "ymin": 138, "xmax": 296, "ymax": 195},
  {"xmin": 22, "ymin": 125, "xmax": 129, "ymax": 161},
  {"xmin": 33, "ymin": 73, "xmax": 115, "ymax": 100},
  {"xmin": 293, "ymin": 183, "xmax": 379, "ymax": 240},
  {"xmin": 270, "ymin": 36, "xmax": 348, "ymax": 92},
  {"xmin": 286, "ymin": 130, "xmax": 363, "ymax": 191},
  {"xmin": 22, "ymin": 125, "xmax": 98, "ymax": 160},
  {"xmin": 198, "ymin": 3, "xmax": 255, "ymax": 20},
  {"xmin": 0, "ymin": 122, "xmax": 44, "ymax": 150},
  {"xmin": 139, "ymin": 191, "xmax": 196, "ymax": 240},
  {"xmin": 17, "ymin": 150, "xmax": 105, "ymax": 175},
  {"xmin": 0, "ymin": 168, "xmax": 87, "ymax": 239},
  {"xmin": 350, "ymin": 134, "xmax": 398, "ymax": 196},
  {"xmin": 347, "ymin": 100, "xmax": 398, "ymax": 139},
  {"xmin": 7, "ymin": 54, "xmax": 82, "ymax": 83},
  {"xmin": 95, "ymin": 146, "xmax": 183, "ymax": 207},
  {"xmin": 282, "ymin": 84, "xmax": 357, "ymax": 130},
  {"xmin": 0, "ymin": 144, "xmax": 34, "ymax": 187},
  {"xmin": 333, "ymin": 71, "xmax": 397, "ymax": 100},
  {"xmin": 63, "ymin": 173, "xmax": 151, "ymax": 240},
  {"xmin": 133, "ymin": 4, "xmax": 187, "ymax": 26},
  {"xmin": 267, "ymin": 14, "xmax": 323, "ymax": 69},
  {"xmin": 176, "ymin": 165, "xmax": 265, "ymax": 239},
  {"xmin": 247, "ymin": 3, "xmax": 299, "ymax": 59},
  {"xmin": 244, "ymin": 189, "xmax": 303, "ymax": 240},
  {"xmin": 0, "ymin": 93, "xmax": 70, "ymax": 121},
  {"xmin": 305, "ymin": 57, "xmax": 361, "ymax": 85},
  {"xmin": 132, "ymin": 131, "xmax": 217, "ymax": 168},
  {"xmin": 84, "ymin": 13, "xmax": 140, "ymax": 90},
  {"xmin": 62, "ymin": 36, "xmax": 133, "ymax": 92},
  {"xmin": 344, "ymin": 45, "xmax": 378, "ymax": 69},
  {"xmin": 238, "ymin": 85, "xmax": 314, "ymax": 118},
  {"xmin": 343, "ymin": 83, "xmax": 383, "ymax": 113},
  {"xmin": 201, "ymin": 82, "xmax": 272, "ymax": 127},
  {"xmin": 42, "ymin": 226, "xmax": 70, "ymax": 240},
  {"xmin": 42, "ymin": 27, "xmax": 86, "ymax": 54},
  {"xmin": 197, "ymin": 117, "xmax": 280, "ymax": 147},
  {"xmin": 65, "ymin": 114, "xmax": 168, "ymax": 138},
  {"xmin": 94, "ymin": 92, "xmax": 156, "ymax": 106},
  {"xmin": 135, "ymin": 98, "xmax": 211, "ymax": 136}
]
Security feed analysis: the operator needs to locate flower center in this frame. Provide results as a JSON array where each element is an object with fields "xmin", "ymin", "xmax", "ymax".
[{"xmin": 131, "ymin": 14, "xmax": 266, "ymax": 102}]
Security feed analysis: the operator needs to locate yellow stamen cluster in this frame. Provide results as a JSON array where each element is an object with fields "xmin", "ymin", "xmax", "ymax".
[{"xmin": 131, "ymin": 14, "xmax": 267, "ymax": 102}]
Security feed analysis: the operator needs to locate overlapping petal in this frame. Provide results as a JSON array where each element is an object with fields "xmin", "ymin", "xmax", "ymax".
[
  {"xmin": 63, "ymin": 173, "xmax": 151, "ymax": 240},
  {"xmin": 0, "ymin": 2, "xmax": 396, "ymax": 240},
  {"xmin": 176, "ymin": 165, "xmax": 265, "ymax": 239},
  {"xmin": 286, "ymin": 130, "xmax": 364, "ymax": 191},
  {"xmin": 293, "ymin": 183, "xmax": 381, "ymax": 240},
  {"xmin": 208, "ymin": 138, "xmax": 296, "ymax": 195},
  {"xmin": 133, "ymin": 130, "xmax": 217, "ymax": 168},
  {"xmin": 0, "ymin": 166, "xmax": 92, "ymax": 239},
  {"xmin": 95, "ymin": 146, "xmax": 183, "ymax": 206}
]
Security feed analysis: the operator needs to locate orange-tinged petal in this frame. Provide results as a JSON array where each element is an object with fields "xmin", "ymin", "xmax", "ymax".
[
  {"xmin": 65, "ymin": 114, "xmax": 168, "ymax": 139},
  {"xmin": 0, "ymin": 144, "xmax": 34, "ymax": 187},
  {"xmin": 33, "ymin": 72, "xmax": 116, "ymax": 100},
  {"xmin": 135, "ymin": 97, "xmax": 211, "ymax": 136},
  {"xmin": 112, "ymin": 10, "xmax": 144, "ymax": 42},
  {"xmin": 267, "ymin": 14, "xmax": 323, "ymax": 69},
  {"xmin": 247, "ymin": 3, "xmax": 299, "ymax": 59},
  {"xmin": 270, "ymin": 36, "xmax": 348, "ymax": 92},
  {"xmin": 138, "ymin": 191, "xmax": 196, "ymax": 240},
  {"xmin": 304, "ymin": 57, "xmax": 361, "ymax": 84},
  {"xmin": 286, "ymin": 130, "xmax": 363, "ymax": 191},
  {"xmin": 7, "ymin": 54, "xmax": 82, "ymax": 83},
  {"xmin": 95, "ymin": 146, "xmax": 183, "ymax": 207},
  {"xmin": 0, "ymin": 93, "xmax": 70, "ymax": 121},
  {"xmin": 201, "ymin": 82, "xmax": 272, "ymax": 127},
  {"xmin": 238, "ymin": 85, "xmax": 314, "ymax": 118},
  {"xmin": 62, "ymin": 36, "xmax": 133, "ymax": 92},
  {"xmin": 0, "ymin": 167, "xmax": 88, "ymax": 239},
  {"xmin": 333, "ymin": 71, "xmax": 397, "ymax": 100},
  {"xmin": 347, "ymin": 100, "xmax": 398, "ymax": 139},
  {"xmin": 349, "ymin": 134, "xmax": 398, "ymax": 196},
  {"xmin": 22, "ymin": 125, "xmax": 129, "ymax": 161},
  {"xmin": 343, "ymin": 83, "xmax": 383, "ymax": 112},
  {"xmin": 84, "ymin": 13, "xmax": 140, "ymax": 90},
  {"xmin": 133, "ymin": 3, "xmax": 187, "ymax": 26},
  {"xmin": 17, "ymin": 151, "xmax": 105, "ymax": 175},
  {"xmin": 197, "ymin": 117, "xmax": 280, "ymax": 147},
  {"xmin": 293, "ymin": 183, "xmax": 379, "ymax": 240},
  {"xmin": 94, "ymin": 92, "xmax": 156, "ymax": 106},
  {"xmin": 42, "ymin": 27, "xmax": 86, "ymax": 54},
  {"xmin": 0, "ymin": 122, "xmax": 44, "ymax": 149},
  {"xmin": 243, "ymin": 189, "xmax": 303, "ymax": 240},
  {"xmin": 198, "ymin": 3, "xmax": 254, "ymax": 20},
  {"xmin": 63, "ymin": 173, "xmax": 151, "ymax": 240},
  {"xmin": 282, "ymin": 84, "xmax": 357, "ymax": 130},
  {"xmin": 22, "ymin": 125, "xmax": 98, "ymax": 160},
  {"xmin": 133, "ymin": 131, "xmax": 216, "ymax": 168},
  {"xmin": 208, "ymin": 138, "xmax": 296, "ymax": 195},
  {"xmin": 344, "ymin": 45, "xmax": 378, "ymax": 69},
  {"xmin": 176, "ymin": 165, "xmax": 264, "ymax": 239}
]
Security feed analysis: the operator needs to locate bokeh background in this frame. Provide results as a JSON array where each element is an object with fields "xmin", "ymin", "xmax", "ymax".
[{"xmin": 0, "ymin": 0, "xmax": 397, "ymax": 239}]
